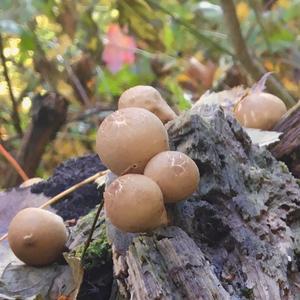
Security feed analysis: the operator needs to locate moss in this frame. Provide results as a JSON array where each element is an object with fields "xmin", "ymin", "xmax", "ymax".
[
  {"xmin": 279, "ymin": 161, "xmax": 289, "ymax": 174},
  {"xmin": 75, "ymin": 230, "xmax": 111, "ymax": 271}
]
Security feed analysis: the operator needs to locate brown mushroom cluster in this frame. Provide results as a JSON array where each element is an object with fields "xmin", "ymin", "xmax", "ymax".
[{"xmin": 96, "ymin": 85, "xmax": 200, "ymax": 233}]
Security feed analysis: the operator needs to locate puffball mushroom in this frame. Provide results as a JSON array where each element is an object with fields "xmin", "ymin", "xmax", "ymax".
[
  {"xmin": 96, "ymin": 107, "xmax": 169, "ymax": 175},
  {"xmin": 8, "ymin": 208, "xmax": 68, "ymax": 266},
  {"xmin": 234, "ymin": 92, "xmax": 287, "ymax": 130},
  {"xmin": 144, "ymin": 151, "xmax": 200, "ymax": 203},
  {"xmin": 118, "ymin": 85, "xmax": 177, "ymax": 124},
  {"xmin": 104, "ymin": 174, "xmax": 167, "ymax": 233}
]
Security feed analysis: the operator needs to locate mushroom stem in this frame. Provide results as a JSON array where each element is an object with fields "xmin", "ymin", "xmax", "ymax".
[{"xmin": 0, "ymin": 170, "xmax": 109, "ymax": 243}]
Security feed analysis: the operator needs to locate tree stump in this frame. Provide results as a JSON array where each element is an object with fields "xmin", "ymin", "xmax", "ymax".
[{"xmin": 108, "ymin": 105, "xmax": 300, "ymax": 299}]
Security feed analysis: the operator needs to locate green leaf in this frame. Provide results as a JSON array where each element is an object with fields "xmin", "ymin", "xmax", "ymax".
[
  {"xmin": 19, "ymin": 30, "xmax": 36, "ymax": 52},
  {"xmin": 98, "ymin": 57, "xmax": 155, "ymax": 97},
  {"xmin": 164, "ymin": 79, "xmax": 191, "ymax": 111},
  {"xmin": 162, "ymin": 23, "xmax": 174, "ymax": 52}
]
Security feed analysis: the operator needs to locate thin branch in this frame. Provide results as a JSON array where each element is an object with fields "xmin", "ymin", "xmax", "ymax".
[
  {"xmin": 60, "ymin": 56, "xmax": 91, "ymax": 107},
  {"xmin": 39, "ymin": 170, "xmax": 108, "ymax": 209},
  {"xmin": 248, "ymin": 0, "xmax": 271, "ymax": 51},
  {"xmin": 220, "ymin": 0, "xmax": 296, "ymax": 107},
  {"xmin": 0, "ymin": 34, "xmax": 23, "ymax": 136},
  {"xmin": 81, "ymin": 200, "xmax": 104, "ymax": 261},
  {"xmin": 0, "ymin": 144, "xmax": 29, "ymax": 181},
  {"xmin": 143, "ymin": 0, "xmax": 233, "ymax": 56}
]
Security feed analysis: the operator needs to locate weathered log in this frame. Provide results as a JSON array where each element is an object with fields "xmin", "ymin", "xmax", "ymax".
[
  {"xmin": 5, "ymin": 92, "xmax": 68, "ymax": 187},
  {"xmin": 108, "ymin": 105, "xmax": 300, "ymax": 299},
  {"xmin": 270, "ymin": 101, "xmax": 300, "ymax": 178}
]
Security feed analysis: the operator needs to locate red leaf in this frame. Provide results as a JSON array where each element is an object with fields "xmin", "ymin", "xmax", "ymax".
[{"xmin": 102, "ymin": 24, "xmax": 136, "ymax": 73}]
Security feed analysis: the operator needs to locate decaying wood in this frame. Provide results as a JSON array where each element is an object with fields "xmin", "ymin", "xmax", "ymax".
[
  {"xmin": 5, "ymin": 92, "xmax": 68, "ymax": 187},
  {"xmin": 108, "ymin": 105, "xmax": 300, "ymax": 299},
  {"xmin": 270, "ymin": 101, "xmax": 300, "ymax": 178}
]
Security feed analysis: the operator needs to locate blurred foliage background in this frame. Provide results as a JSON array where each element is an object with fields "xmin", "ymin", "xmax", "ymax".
[{"xmin": 0, "ymin": 0, "xmax": 300, "ymax": 188}]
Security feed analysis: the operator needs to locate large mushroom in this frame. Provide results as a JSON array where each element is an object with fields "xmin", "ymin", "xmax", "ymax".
[
  {"xmin": 144, "ymin": 151, "xmax": 200, "ymax": 203},
  {"xmin": 104, "ymin": 174, "xmax": 167, "ymax": 233},
  {"xmin": 96, "ymin": 107, "xmax": 169, "ymax": 175},
  {"xmin": 118, "ymin": 85, "xmax": 177, "ymax": 124},
  {"xmin": 8, "ymin": 208, "xmax": 68, "ymax": 266}
]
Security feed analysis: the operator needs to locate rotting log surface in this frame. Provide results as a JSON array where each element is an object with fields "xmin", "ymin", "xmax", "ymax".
[
  {"xmin": 270, "ymin": 102, "xmax": 300, "ymax": 179},
  {"xmin": 108, "ymin": 105, "xmax": 300, "ymax": 300}
]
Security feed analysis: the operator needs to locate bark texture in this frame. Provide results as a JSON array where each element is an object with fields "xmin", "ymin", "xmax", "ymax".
[
  {"xmin": 270, "ymin": 102, "xmax": 300, "ymax": 178},
  {"xmin": 5, "ymin": 92, "xmax": 68, "ymax": 187},
  {"xmin": 108, "ymin": 105, "xmax": 300, "ymax": 299}
]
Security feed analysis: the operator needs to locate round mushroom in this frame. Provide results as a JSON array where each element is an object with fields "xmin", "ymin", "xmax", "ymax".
[
  {"xmin": 8, "ymin": 208, "xmax": 68, "ymax": 267},
  {"xmin": 104, "ymin": 174, "xmax": 167, "ymax": 233},
  {"xmin": 234, "ymin": 92, "xmax": 287, "ymax": 130},
  {"xmin": 144, "ymin": 151, "xmax": 200, "ymax": 203},
  {"xmin": 118, "ymin": 85, "xmax": 177, "ymax": 124},
  {"xmin": 96, "ymin": 107, "xmax": 169, "ymax": 175}
]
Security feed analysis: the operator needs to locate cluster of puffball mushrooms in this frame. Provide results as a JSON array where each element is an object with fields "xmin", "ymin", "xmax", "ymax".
[
  {"xmin": 96, "ymin": 86, "xmax": 200, "ymax": 233},
  {"xmin": 7, "ymin": 85, "xmax": 287, "ymax": 267}
]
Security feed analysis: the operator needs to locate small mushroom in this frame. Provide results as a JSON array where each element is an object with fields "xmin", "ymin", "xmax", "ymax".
[
  {"xmin": 19, "ymin": 177, "xmax": 43, "ymax": 188},
  {"xmin": 144, "ymin": 151, "xmax": 200, "ymax": 203},
  {"xmin": 96, "ymin": 107, "xmax": 169, "ymax": 175},
  {"xmin": 104, "ymin": 174, "xmax": 167, "ymax": 233},
  {"xmin": 234, "ymin": 92, "xmax": 287, "ymax": 130},
  {"xmin": 8, "ymin": 208, "xmax": 68, "ymax": 266},
  {"xmin": 118, "ymin": 85, "xmax": 177, "ymax": 124}
]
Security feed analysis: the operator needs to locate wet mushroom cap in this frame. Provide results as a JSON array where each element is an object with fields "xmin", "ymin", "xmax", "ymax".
[
  {"xmin": 8, "ymin": 207, "xmax": 68, "ymax": 267},
  {"xmin": 144, "ymin": 151, "xmax": 200, "ymax": 203},
  {"xmin": 234, "ymin": 92, "xmax": 287, "ymax": 130},
  {"xmin": 104, "ymin": 174, "xmax": 167, "ymax": 233},
  {"xmin": 118, "ymin": 85, "xmax": 177, "ymax": 124},
  {"xmin": 96, "ymin": 107, "xmax": 169, "ymax": 175}
]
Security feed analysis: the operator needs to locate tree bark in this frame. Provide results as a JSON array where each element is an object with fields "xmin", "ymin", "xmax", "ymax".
[
  {"xmin": 270, "ymin": 101, "xmax": 300, "ymax": 178},
  {"xmin": 107, "ymin": 105, "xmax": 300, "ymax": 299},
  {"xmin": 5, "ymin": 92, "xmax": 68, "ymax": 187}
]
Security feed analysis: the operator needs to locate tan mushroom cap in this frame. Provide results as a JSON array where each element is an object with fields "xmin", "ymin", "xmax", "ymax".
[
  {"xmin": 96, "ymin": 107, "xmax": 169, "ymax": 175},
  {"xmin": 8, "ymin": 208, "xmax": 68, "ymax": 267},
  {"xmin": 104, "ymin": 174, "xmax": 167, "ymax": 233},
  {"xmin": 234, "ymin": 92, "xmax": 287, "ymax": 130},
  {"xmin": 118, "ymin": 85, "xmax": 177, "ymax": 124},
  {"xmin": 144, "ymin": 151, "xmax": 200, "ymax": 203}
]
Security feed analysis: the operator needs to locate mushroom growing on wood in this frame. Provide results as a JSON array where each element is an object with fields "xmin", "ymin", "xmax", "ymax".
[
  {"xmin": 118, "ymin": 85, "xmax": 177, "ymax": 124},
  {"xmin": 144, "ymin": 151, "xmax": 200, "ymax": 203},
  {"xmin": 234, "ymin": 93, "xmax": 287, "ymax": 130},
  {"xmin": 8, "ymin": 208, "xmax": 68, "ymax": 266},
  {"xmin": 96, "ymin": 107, "xmax": 169, "ymax": 175},
  {"xmin": 104, "ymin": 174, "xmax": 167, "ymax": 233}
]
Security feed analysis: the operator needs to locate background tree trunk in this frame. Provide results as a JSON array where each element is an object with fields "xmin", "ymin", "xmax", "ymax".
[
  {"xmin": 107, "ymin": 105, "xmax": 300, "ymax": 299},
  {"xmin": 5, "ymin": 92, "xmax": 68, "ymax": 187}
]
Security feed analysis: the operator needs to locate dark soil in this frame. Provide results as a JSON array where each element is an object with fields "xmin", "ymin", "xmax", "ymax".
[{"xmin": 31, "ymin": 154, "xmax": 106, "ymax": 220}]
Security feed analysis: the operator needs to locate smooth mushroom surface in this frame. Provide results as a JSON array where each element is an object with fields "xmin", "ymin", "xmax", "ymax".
[
  {"xmin": 96, "ymin": 107, "xmax": 169, "ymax": 175},
  {"xmin": 104, "ymin": 174, "xmax": 167, "ymax": 233},
  {"xmin": 144, "ymin": 151, "xmax": 200, "ymax": 203},
  {"xmin": 118, "ymin": 85, "xmax": 177, "ymax": 124},
  {"xmin": 234, "ymin": 92, "xmax": 287, "ymax": 130},
  {"xmin": 8, "ymin": 207, "xmax": 68, "ymax": 266}
]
